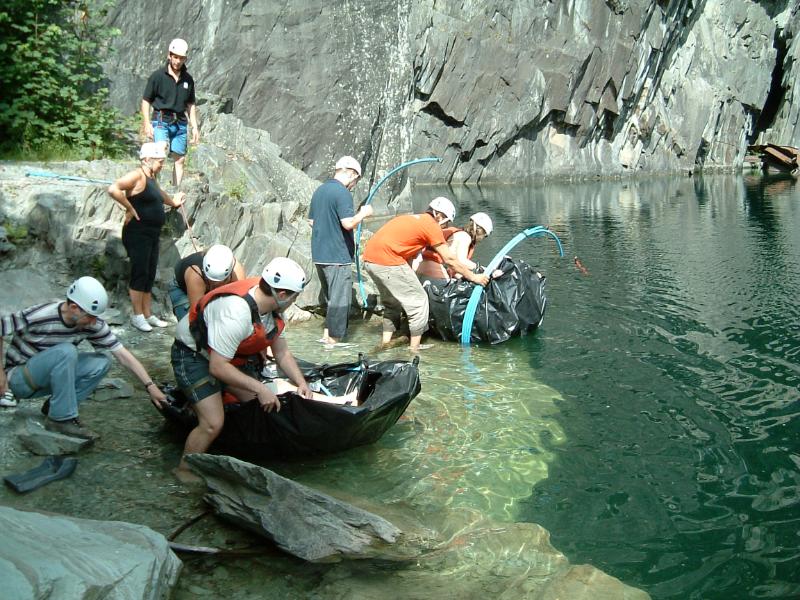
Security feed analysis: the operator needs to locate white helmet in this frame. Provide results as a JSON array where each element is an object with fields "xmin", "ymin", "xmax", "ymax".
[
  {"xmin": 139, "ymin": 142, "xmax": 167, "ymax": 159},
  {"xmin": 470, "ymin": 212, "xmax": 493, "ymax": 236},
  {"xmin": 428, "ymin": 196, "xmax": 456, "ymax": 222},
  {"xmin": 203, "ymin": 245, "xmax": 235, "ymax": 282},
  {"xmin": 261, "ymin": 257, "xmax": 307, "ymax": 293},
  {"xmin": 168, "ymin": 38, "xmax": 189, "ymax": 56},
  {"xmin": 66, "ymin": 277, "xmax": 108, "ymax": 316},
  {"xmin": 334, "ymin": 155, "xmax": 362, "ymax": 176}
]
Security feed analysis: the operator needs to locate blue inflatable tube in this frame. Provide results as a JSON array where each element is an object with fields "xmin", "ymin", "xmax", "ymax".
[
  {"xmin": 355, "ymin": 157, "xmax": 441, "ymax": 307},
  {"xmin": 26, "ymin": 170, "xmax": 112, "ymax": 185},
  {"xmin": 460, "ymin": 226, "xmax": 564, "ymax": 345}
]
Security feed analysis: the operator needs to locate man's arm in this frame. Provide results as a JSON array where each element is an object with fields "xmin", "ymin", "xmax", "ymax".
[
  {"xmin": 232, "ymin": 259, "xmax": 246, "ymax": 281},
  {"xmin": 271, "ymin": 336, "xmax": 312, "ymax": 398},
  {"xmin": 187, "ymin": 103, "xmax": 199, "ymax": 144},
  {"xmin": 207, "ymin": 351, "xmax": 281, "ymax": 411},
  {"xmin": 450, "ymin": 231, "xmax": 477, "ymax": 270},
  {"xmin": 340, "ymin": 204, "xmax": 374, "ymax": 231},
  {"xmin": 185, "ymin": 268, "xmax": 208, "ymax": 313},
  {"xmin": 141, "ymin": 98, "xmax": 154, "ymax": 140},
  {"xmin": 435, "ymin": 244, "xmax": 489, "ymax": 286},
  {"xmin": 111, "ymin": 346, "xmax": 167, "ymax": 408}
]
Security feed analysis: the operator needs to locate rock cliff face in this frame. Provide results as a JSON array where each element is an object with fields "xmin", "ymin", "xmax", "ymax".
[{"xmin": 105, "ymin": 0, "xmax": 799, "ymax": 183}]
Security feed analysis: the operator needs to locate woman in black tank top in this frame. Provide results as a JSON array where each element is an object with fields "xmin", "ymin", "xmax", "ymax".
[{"xmin": 107, "ymin": 142, "xmax": 188, "ymax": 332}]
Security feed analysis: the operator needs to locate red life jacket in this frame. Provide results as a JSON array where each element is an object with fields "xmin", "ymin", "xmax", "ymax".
[
  {"xmin": 189, "ymin": 277, "xmax": 285, "ymax": 366},
  {"xmin": 421, "ymin": 227, "xmax": 465, "ymax": 264}
]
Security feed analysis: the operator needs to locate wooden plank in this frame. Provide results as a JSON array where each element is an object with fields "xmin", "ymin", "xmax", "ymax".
[{"xmin": 762, "ymin": 146, "xmax": 794, "ymax": 168}]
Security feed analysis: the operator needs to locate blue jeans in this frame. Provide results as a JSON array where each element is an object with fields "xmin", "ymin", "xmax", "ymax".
[
  {"xmin": 8, "ymin": 344, "xmax": 111, "ymax": 421},
  {"xmin": 153, "ymin": 118, "xmax": 188, "ymax": 155},
  {"xmin": 168, "ymin": 278, "xmax": 190, "ymax": 320}
]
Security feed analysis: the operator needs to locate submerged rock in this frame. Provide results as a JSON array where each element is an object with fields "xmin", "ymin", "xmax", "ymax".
[
  {"xmin": 0, "ymin": 506, "xmax": 181, "ymax": 600},
  {"xmin": 314, "ymin": 515, "xmax": 651, "ymax": 599},
  {"xmin": 186, "ymin": 453, "xmax": 403, "ymax": 562}
]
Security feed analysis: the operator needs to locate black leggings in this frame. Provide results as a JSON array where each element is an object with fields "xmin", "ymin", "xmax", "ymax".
[{"xmin": 122, "ymin": 223, "xmax": 161, "ymax": 292}]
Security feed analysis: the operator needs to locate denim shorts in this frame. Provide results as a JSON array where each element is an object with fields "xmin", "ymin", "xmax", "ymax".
[
  {"xmin": 153, "ymin": 119, "xmax": 187, "ymax": 156},
  {"xmin": 170, "ymin": 341, "xmax": 220, "ymax": 404},
  {"xmin": 170, "ymin": 341, "xmax": 262, "ymax": 404}
]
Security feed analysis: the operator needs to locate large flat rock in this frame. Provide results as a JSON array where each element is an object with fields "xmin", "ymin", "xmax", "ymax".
[
  {"xmin": 187, "ymin": 453, "xmax": 404, "ymax": 562},
  {"xmin": 0, "ymin": 506, "xmax": 181, "ymax": 600}
]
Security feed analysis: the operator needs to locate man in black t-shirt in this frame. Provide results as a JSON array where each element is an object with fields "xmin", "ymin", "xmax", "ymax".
[{"xmin": 141, "ymin": 38, "xmax": 200, "ymax": 186}]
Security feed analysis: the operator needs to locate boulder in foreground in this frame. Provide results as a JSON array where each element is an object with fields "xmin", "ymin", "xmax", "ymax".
[
  {"xmin": 0, "ymin": 506, "xmax": 181, "ymax": 600},
  {"xmin": 187, "ymin": 453, "xmax": 405, "ymax": 562}
]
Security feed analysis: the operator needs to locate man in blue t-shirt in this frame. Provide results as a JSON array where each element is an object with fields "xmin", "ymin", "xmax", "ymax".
[{"xmin": 308, "ymin": 156, "xmax": 373, "ymax": 344}]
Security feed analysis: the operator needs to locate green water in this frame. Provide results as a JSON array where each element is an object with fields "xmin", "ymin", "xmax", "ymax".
[
  {"xmin": 443, "ymin": 173, "xmax": 800, "ymax": 600},
  {"xmin": 1, "ymin": 173, "xmax": 798, "ymax": 599}
]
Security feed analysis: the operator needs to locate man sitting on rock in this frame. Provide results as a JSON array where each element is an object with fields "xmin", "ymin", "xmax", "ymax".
[
  {"xmin": 0, "ymin": 277, "xmax": 167, "ymax": 440},
  {"xmin": 170, "ymin": 257, "xmax": 314, "ymax": 482}
]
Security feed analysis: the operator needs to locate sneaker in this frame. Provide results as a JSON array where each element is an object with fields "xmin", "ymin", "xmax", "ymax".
[
  {"xmin": 0, "ymin": 391, "xmax": 17, "ymax": 408},
  {"xmin": 146, "ymin": 315, "xmax": 169, "ymax": 328},
  {"xmin": 45, "ymin": 417, "xmax": 99, "ymax": 441},
  {"xmin": 131, "ymin": 314, "xmax": 153, "ymax": 332}
]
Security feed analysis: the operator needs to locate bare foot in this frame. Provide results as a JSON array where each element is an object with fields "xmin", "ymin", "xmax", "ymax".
[
  {"xmin": 173, "ymin": 467, "xmax": 204, "ymax": 485},
  {"xmin": 409, "ymin": 343, "xmax": 435, "ymax": 352},
  {"xmin": 373, "ymin": 336, "xmax": 409, "ymax": 353}
]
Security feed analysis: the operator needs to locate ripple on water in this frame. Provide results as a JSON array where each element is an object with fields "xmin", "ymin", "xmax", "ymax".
[{"xmin": 277, "ymin": 329, "xmax": 568, "ymax": 524}]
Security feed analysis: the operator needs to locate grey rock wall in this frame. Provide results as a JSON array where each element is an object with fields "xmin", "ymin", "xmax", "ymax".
[
  {"xmin": 762, "ymin": 2, "xmax": 800, "ymax": 144},
  {"xmin": 0, "ymin": 110, "xmax": 368, "ymax": 314},
  {"xmin": 104, "ymin": 0, "xmax": 799, "ymax": 183}
]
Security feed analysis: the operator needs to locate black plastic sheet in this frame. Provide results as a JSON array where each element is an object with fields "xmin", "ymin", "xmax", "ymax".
[
  {"xmin": 161, "ymin": 357, "xmax": 421, "ymax": 459},
  {"xmin": 425, "ymin": 257, "xmax": 547, "ymax": 344}
]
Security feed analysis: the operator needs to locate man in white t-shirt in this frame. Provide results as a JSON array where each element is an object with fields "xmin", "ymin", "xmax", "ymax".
[{"xmin": 170, "ymin": 257, "xmax": 312, "ymax": 482}]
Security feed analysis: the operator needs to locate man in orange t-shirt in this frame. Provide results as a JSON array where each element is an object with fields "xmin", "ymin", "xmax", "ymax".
[{"xmin": 362, "ymin": 197, "xmax": 489, "ymax": 351}]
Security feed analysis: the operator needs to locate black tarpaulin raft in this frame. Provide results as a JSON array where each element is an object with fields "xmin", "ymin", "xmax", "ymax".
[
  {"xmin": 425, "ymin": 257, "xmax": 547, "ymax": 345},
  {"xmin": 161, "ymin": 356, "xmax": 421, "ymax": 458}
]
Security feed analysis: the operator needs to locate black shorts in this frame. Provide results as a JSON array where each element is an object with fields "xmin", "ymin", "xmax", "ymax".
[{"xmin": 122, "ymin": 223, "xmax": 161, "ymax": 292}]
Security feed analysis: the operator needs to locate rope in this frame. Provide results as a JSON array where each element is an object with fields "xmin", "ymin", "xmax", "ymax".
[
  {"xmin": 26, "ymin": 169, "xmax": 199, "ymax": 251},
  {"xmin": 25, "ymin": 170, "xmax": 112, "ymax": 185}
]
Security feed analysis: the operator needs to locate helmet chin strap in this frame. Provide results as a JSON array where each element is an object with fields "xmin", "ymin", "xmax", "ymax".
[{"xmin": 270, "ymin": 286, "xmax": 295, "ymax": 310}]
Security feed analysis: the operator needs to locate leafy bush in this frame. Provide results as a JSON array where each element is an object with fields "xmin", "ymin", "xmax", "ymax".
[
  {"xmin": 0, "ymin": 0, "xmax": 131, "ymax": 159},
  {"xmin": 3, "ymin": 221, "xmax": 30, "ymax": 244}
]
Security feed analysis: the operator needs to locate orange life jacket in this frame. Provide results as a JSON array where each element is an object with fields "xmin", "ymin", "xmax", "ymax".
[{"xmin": 189, "ymin": 277, "xmax": 285, "ymax": 366}]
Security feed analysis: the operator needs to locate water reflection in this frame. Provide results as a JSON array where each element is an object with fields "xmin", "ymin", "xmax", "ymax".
[{"xmin": 411, "ymin": 175, "xmax": 800, "ymax": 600}]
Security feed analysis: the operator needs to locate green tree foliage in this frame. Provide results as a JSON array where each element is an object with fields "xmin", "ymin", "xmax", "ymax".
[{"xmin": 0, "ymin": 0, "xmax": 129, "ymax": 159}]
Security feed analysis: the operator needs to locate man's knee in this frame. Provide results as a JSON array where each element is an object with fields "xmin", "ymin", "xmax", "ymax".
[
  {"xmin": 86, "ymin": 353, "xmax": 112, "ymax": 378},
  {"xmin": 196, "ymin": 404, "xmax": 224, "ymax": 438}
]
